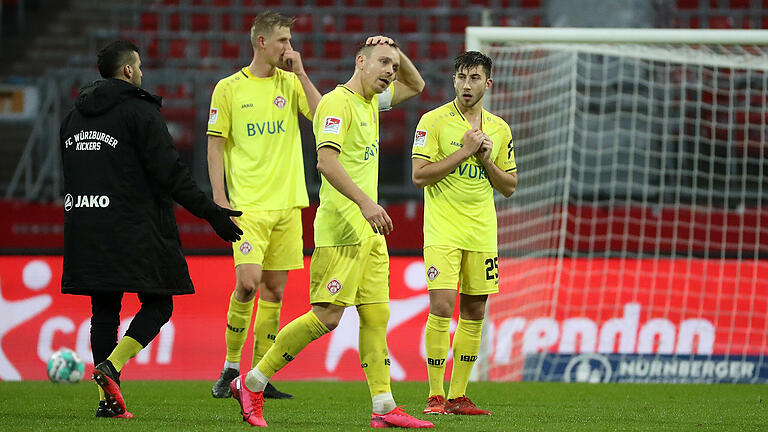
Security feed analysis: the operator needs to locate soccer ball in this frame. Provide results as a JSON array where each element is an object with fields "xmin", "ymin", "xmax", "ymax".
[{"xmin": 47, "ymin": 348, "xmax": 85, "ymax": 383}]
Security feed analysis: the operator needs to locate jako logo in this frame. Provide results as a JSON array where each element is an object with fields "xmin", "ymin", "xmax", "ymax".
[{"xmin": 64, "ymin": 194, "xmax": 110, "ymax": 211}]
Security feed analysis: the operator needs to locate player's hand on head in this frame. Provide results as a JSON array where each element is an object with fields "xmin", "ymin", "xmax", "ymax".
[
  {"xmin": 360, "ymin": 199, "xmax": 393, "ymax": 235},
  {"xmin": 207, "ymin": 205, "xmax": 244, "ymax": 242},
  {"xmin": 366, "ymin": 35, "xmax": 394, "ymax": 46}
]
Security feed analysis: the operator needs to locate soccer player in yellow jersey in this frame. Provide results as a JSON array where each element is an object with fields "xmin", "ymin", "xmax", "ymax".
[
  {"xmin": 412, "ymin": 51, "xmax": 518, "ymax": 416},
  {"xmin": 206, "ymin": 11, "xmax": 321, "ymax": 400},
  {"xmin": 229, "ymin": 36, "xmax": 434, "ymax": 429}
]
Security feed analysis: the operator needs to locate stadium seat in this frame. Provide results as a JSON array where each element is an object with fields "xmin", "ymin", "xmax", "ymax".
[
  {"xmin": 169, "ymin": 13, "xmax": 181, "ymax": 31},
  {"xmin": 294, "ymin": 14, "xmax": 313, "ymax": 33},
  {"xmin": 428, "ymin": 41, "xmax": 448, "ymax": 59},
  {"xmin": 345, "ymin": 15, "xmax": 364, "ymax": 33},
  {"xmin": 147, "ymin": 38, "xmax": 159, "ymax": 59},
  {"xmin": 169, "ymin": 39, "xmax": 188, "ymax": 58},
  {"xmin": 449, "ymin": 15, "xmax": 470, "ymax": 33},
  {"xmin": 398, "ymin": 16, "xmax": 418, "ymax": 33},
  {"xmin": 140, "ymin": 12, "xmax": 158, "ymax": 31},
  {"xmin": 676, "ymin": 0, "xmax": 698, "ymax": 9},
  {"xmin": 199, "ymin": 39, "xmax": 210, "ymax": 58},
  {"xmin": 324, "ymin": 41, "xmax": 343, "ymax": 59},
  {"xmin": 221, "ymin": 40, "xmax": 240, "ymax": 59},
  {"xmin": 191, "ymin": 13, "xmax": 210, "ymax": 32}
]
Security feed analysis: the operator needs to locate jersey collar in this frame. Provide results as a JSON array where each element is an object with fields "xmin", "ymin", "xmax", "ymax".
[
  {"xmin": 451, "ymin": 100, "xmax": 485, "ymax": 130},
  {"xmin": 338, "ymin": 84, "xmax": 373, "ymax": 104},
  {"xmin": 241, "ymin": 67, "xmax": 277, "ymax": 81}
]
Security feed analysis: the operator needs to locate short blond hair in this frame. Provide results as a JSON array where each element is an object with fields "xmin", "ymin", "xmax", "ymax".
[{"xmin": 250, "ymin": 10, "xmax": 295, "ymax": 47}]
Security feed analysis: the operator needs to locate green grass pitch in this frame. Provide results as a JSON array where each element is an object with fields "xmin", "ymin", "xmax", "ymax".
[{"xmin": 1, "ymin": 380, "xmax": 766, "ymax": 431}]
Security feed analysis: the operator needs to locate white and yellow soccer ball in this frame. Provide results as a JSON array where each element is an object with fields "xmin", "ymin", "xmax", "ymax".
[{"xmin": 47, "ymin": 348, "xmax": 85, "ymax": 383}]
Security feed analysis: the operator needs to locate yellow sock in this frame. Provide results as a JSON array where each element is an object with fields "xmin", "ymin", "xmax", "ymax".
[
  {"xmin": 425, "ymin": 313, "xmax": 451, "ymax": 397},
  {"xmin": 358, "ymin": 303, "xmax": 391, "ymax": 398},
  {"xmin": 107, "ymin": 336, "xmax": 143, "ymax": 372},
  {"xmin": 251, "ymin": 299, "xmax": 281, "ymax": 368},
  {"xmin": 257, "ymin": 310, "xmax": 328, "ymax": 378},
  {"xmin": 447, "ymin": 318, "xmax": 483, "ymax": 399},
  {"xmin": 225, "ymin": 292, "xmax": 254, "ymax": 363}
]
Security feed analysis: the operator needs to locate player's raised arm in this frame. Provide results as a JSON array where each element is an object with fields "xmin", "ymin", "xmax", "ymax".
[
  {"xmin": 364, "ymin": 35, "xmax": 424, "ymax": 107},
  {"xmin": 283, "ymin": 47, "xmax": 322, "ymax": 117},
  {"xmin": 390, "ymin": 46, "xmax": 424, "ymax": 106}
]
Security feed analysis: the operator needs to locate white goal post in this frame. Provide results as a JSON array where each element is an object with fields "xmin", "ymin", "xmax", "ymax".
[{"xmin": 466, "ymin": 27, "xmax": 768, "ymax": 383}]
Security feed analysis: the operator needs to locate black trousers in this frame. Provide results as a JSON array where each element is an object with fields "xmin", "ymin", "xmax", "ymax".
[{"xmin": 89, "ymin": 292, "xmax": 174, "ymax": 366}]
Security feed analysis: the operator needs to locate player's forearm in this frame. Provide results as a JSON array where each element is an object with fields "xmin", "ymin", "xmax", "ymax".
[
  {"xmin": 482, "ymin": 160, "xmax": 517, "ymax": 197},
  {"xmin": 206, "ymin": 137, "xmax": 229, "ymax": 205},
  {"xmin": 317, "ymin": 149, "xmax": 374, "ymax": 208},
  {"xmin": 412, "ymin": 149, "xmax": 472, "ymax": 188},
  {"xmin": 396, "ymin": 49, "xmax": 425, "ymax": 95},
  {"xmin": 297, "ymin": 71, "xmax": 322, "ymax": 117}
]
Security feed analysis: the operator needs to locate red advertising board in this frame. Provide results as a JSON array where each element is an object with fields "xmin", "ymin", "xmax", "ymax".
[{"xmin": 1, "ymin": 256, "xmax": 766, "ymax": 382}]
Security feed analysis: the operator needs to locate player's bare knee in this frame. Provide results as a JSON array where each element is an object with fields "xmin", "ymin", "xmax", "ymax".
[{"xmin": 234, "ymin": 279, "xmax": 260, "ymax": 301}]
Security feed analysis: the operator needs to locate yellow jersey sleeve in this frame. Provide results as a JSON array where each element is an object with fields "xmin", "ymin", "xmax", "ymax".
[
  {"xmin": 293, "ymin": 73, "xmax": 311, "ymax": 120},
  {"xmin": 207, "ymin": 79, "xmax": 231, "ymax": 138},
  {"xmin": 412, "ymin": 112, "xmax": 439, "ymax": 161},
  {"xmin": 314, "ymin": 91, "xmax": 350, "ymax": 153},
  {"xmin": 494, "ymin": 123, "xmax": 517, "ymax": 173}
]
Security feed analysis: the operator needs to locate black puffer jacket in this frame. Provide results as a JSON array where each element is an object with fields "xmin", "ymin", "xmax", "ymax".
[{"xmin": 60, "ymin": 78, "xmax": 217, "ymax": 295}]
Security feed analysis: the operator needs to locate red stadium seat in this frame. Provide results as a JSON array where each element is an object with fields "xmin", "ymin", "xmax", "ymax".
[
  {"xmin": 221, "ymin": 14, "xmax": 233, "ymax": 31},
  {"xmin": 294, "ymin": 15, "xmax": 313, "ymax": 33},
  {"xmin": 147, "ymin": 38, "xmax": 159, "ymax": 58},
  {"xmin": 708, "ymin": 16, "xmax": 733, "ymax": 29},
  {"xmin": 522, "ymin": 0, "xmax": 542, "ymax": 6},
  {"xmin": 221, "ymin": 41, "xmax": 240, "ymax": 59},
  {"xmin": 169, "ymin": 39, "xmax": 187, "ymax": 58},
  {"xmin": 199, "ymin": 39, "xmax": 210, "ymax": 58},
  {"xmin": 345, "ymin": 15, "xmax": 364, "ymax": 33},
  {"xmin": 398, "ymin": 16, "xmax": 418, "ymax": 33},
  {"xmin": 324, "ymin": 41, "xmax": 343, "ymax": 59},
  {"xmin": 449, "ymin": 15, "xmax": 469, "ymax": 33},
  {"xmin": 428, "ymin": 41, "xmax": 448, "ymax": 59},
  {"xmin": 729, "ymin": 0, "xmax": 750, "ymax": 8},
  {"xmin": 677, "ymin": 0, "xmax": 698, "ymax": 8},
  {"xmin": 241, "ymin": 14, "xmax": 257, "ymax": 32},
  {"xmin": 299, "ymin": 41, "xmax": 314, "ymax": 58},
  {"xmin": 140, "ymin": 12, "xmax": 158, "ymax": 31},
  {"xmin": 169, "ymin": 13, "xmax": 181, "ymax": 31},
  {"xmin": 191, "ymin": 14, "xmax": 210, "ymax": 32}
]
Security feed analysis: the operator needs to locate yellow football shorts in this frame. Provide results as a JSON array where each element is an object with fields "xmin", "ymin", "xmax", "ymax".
[
  {"xmin": 423, "ymin": 245, "xmax": 499, "ymax": 295},
  {"xmin": 232, "ymin": 207, "xmax": 304, "ymax": 270},
  {"xmin": 309, "ymin": 234, "xmax": 390, "ymax": 306}
]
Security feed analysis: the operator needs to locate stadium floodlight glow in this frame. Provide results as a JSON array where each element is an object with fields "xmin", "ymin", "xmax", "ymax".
[{"xmin": 468, "ymin": 26, "xmax": 768, "ymax": 383}]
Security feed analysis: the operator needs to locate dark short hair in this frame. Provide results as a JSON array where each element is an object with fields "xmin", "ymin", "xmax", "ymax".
[
  {"xmin": 97, "ymin": 40, "xmax": 139, "ymax": 78},
  {"xmin": 356, "ymin": 39, "xmax": 400, "ymax": 57},
  {"xmin": 454, "ymin": 51, "xmax": 492, "ymax": 79}
]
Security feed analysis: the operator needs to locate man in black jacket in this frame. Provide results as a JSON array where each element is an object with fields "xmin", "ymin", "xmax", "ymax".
[{"xmin": 60, "ymin": 40, "xmax": 242, "ymax": 419}]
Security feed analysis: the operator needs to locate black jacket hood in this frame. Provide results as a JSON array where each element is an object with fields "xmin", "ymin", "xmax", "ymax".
[{"xmin": 75, "ymin": 78, "xmax": 162, "ymax": 116}]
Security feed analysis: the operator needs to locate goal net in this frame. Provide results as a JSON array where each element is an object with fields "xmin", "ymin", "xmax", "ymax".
[{"xmin": 467, "ymin": 28, "xmax": 768, "ymax": 383}]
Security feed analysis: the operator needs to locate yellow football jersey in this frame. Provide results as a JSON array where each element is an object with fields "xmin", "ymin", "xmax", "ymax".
[
  {"xmin": 412, "ymin": 100, "xmax": 516, "ymax": 251},
  {"xmin": 207, "ymin": 67, "xmax": 310, "ymax": 210},
  {"xmin": 312, "ymin": 84, "xmax": 393, "ymax": 246}
]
